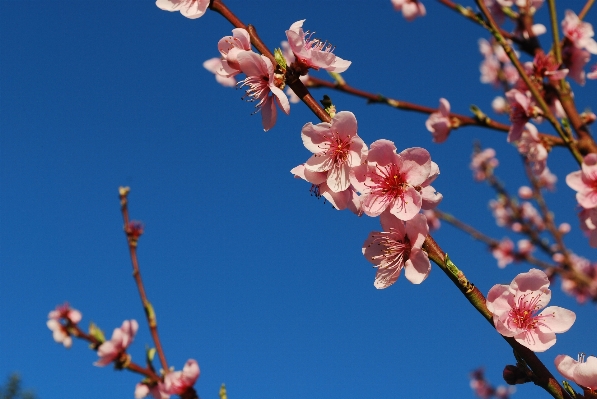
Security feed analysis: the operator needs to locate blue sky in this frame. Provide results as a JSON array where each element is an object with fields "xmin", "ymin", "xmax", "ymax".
[{"xmin": 1, "ymin": 1, "xmax": 597, "ymax": 398}]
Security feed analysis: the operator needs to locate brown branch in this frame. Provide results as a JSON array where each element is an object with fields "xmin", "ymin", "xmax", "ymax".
[
  {"xmin": 305, "ymin": 76, "xmax": 564, "ymax": 145},
  {"xmin": 119, "ymin": 187, "xmax": 169, "ymax": 372},
  {"xmin": 422, "ymin": 235, "xmax": 572, "ymax": 399},
  {"xmin": 475, "ymin": 0, "xmax": 584, "ymax": 164}
]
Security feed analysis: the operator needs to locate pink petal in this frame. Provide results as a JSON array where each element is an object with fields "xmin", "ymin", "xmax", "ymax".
[
  {"xmin": 555, "ymin": 355, "xmax": 578, "ymax": 380},
  {"xmin": 438, "ymin": 98, "xmax": 450, "ymax": 116},
  {"xmin": 486, "ymin": 284, "xmax": 511, "ymax": 314},
  {"xmin": 328, "ymin": 57, "xmax": 351, "ymax": 73},
  {"xmin": 301, "ymin": 122, "xmax": 333, "ymax": 154},
  {"xmin": 399, "ymin": 147, "xmax": 431, "ymax": 186},
  {"xmin": 272, "ymin": 86, "xmax": 290, "ymax": 115},
  {"xmin": 327, "ymin": 162, "xmax": 351, "ymax": 193},
  {"xmin": 574, "ymin": 356, "xmax": 597, "ymax": 389},
  {"xmin": 362, "ymin": 232, "xmax": 386, "ymax": 267},
  {"xmin": 404, "ymin": 213, "xmax": 429, "ymax": 248},
  {"xmin": 537, "ymin": 306, "xmax": 576, "ymax": 333},
  {"xmin": 237, "ymin": 51, "xmax": 266, "ymax": 77},
  {"xmin": 374, "ymin": 264, "xmax": 401, "ymax": 289},
  {"xmin": 389, "ymin": 186, "xmax": 422, "ymax": 221},
  {"xmin": 305, "ymin": 153, "xmax": 333, "ymax": 172},
  {"xmin": 404, "ymin": 249, "xmax": 430, "ymax": 284},
  {"xmin": 320, "ymin": 184, "xmax": 352, "ymax": 210},
  {"xmin": 368, "ymin": 140, "xmax": 398, "ymax": 166},
  {"xmin": 261, "ymin": 96, "xmax": 277, "ymax": 132},
  {"xmin": 511, "ymin": 268, "xmax": 550, "ymax": 293},
  {"xmin": 515, "ymin": 329, "xmax": 555, "ymax": 352},
  {"xmin": 566, "ymin": 171, "xmax": 586, "ymax": 191},
  {"xmin": 330, "ymin": 111, "xmax": 357, "ymax": 139},
  {"xmin": 347, "ymin": 137, "xmax": 367, "ymax": 167},
  {"xmin": 379, "ymin": 210, "xmax": 406, "ymax": 235}
]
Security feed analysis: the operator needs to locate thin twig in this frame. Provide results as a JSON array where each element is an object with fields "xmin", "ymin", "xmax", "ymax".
[{"xmin": 119, "ymin": 187, "xmax": 169, "ymax": 372}]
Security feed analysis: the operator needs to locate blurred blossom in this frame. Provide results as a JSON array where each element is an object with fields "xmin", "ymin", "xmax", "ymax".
[
  {"xmin": 94, "ymin": 319, "xmax": 139, "ymax": 367},
  {"xmin": 203, "ymin": 58, "xmax": 236, "ymax": 87},
  {"xmin": 558, "ymin": 223, "xmax": 571, "ymax": 234},
  {"xmin": 391, "ymin": 0, "xmax": 426, "ymax": 21},
  {"xmin": 560, "ymin": 252, "xmax": 597, "ymax": 302},
  {"xmin": 492, "ymin": 238, "xmax": 514, "ymax": 268},
  {"xmin": 537, "ymin": 167, "xmax": 557, "ymax": 191},
  {"xmin": 486, "ymin": 269, "xmax": 576, "ymax": 352},
  {"xmin": 567, "ymin": 153, "xmax": 597, "ymax": 209},
  {"xmin": 492, "ymin": 96, "xmax": 508, "ymax": 114},
  {"xmin": 471, "ymin": 148, "xmax": 498, "ymax": 181},
  {"xmin": 518, "ymin": 186, "xmax": 533, "ymax": 199},
  {"xmin": 47, "ymin": 303, "xmax": 82, "ymax": 349},
  {"xmin": 423, "ymin": 209, "xmax": 441, "ymax": 231},
  {"xmin": 425, "ymin": 98, "xmax": 454, "ymax": 143},
  {"xmin": 164, "ymin": 359, "xmax": 200, "ymax": 395},
  {"xmin": 562, "ymin": 11, "xmax": 597, "ymax": 54}
]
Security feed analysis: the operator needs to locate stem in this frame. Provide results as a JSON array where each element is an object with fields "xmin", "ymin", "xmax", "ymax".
[
  {"xmin": 422, "ymin": 236, "xmax": 572, "ymax": 399},
  {"xmin": 434, "ymin": 209, "xmax": 555, "ymax": 270},
  {"xmin": 579, "ymin": 0, "xmax": 596, "ymax": 19},
  {"xmin": 475, "ymin": 0, "xmax": 584, "ymax": 164},
  {"xmin": 119, "ymin": 187, "xmax": 169, "ymax": 372},
  {"xmin": 547, "ymin": 0, "xmax": 562, "ymax": 65},
  {"xmin": 306, "ymin": 76, "xmax": 564, "ymax": 144},
  {"xmin": 70, "ymin": 324, "xmax": 161, "ymax": 381}
]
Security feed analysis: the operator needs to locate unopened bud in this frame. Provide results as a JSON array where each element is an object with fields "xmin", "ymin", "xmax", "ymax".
[
  {"xmin": 558, "ymin": 222, "xmax": 571, "ymax": 234},
  {"xmin": 552, "ymin": 253, "xmax": 565, "ymax": 263},
  {"xmin": 518, "ymin": 186, "xmax": 533, "ymax": 199},
  {"xmin": 503, "ymin": 364, "xmax": 531, "ymax": 385}
]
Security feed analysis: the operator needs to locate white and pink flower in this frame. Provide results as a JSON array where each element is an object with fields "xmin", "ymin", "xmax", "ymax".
[
  {"xmin": 555, "ymin": 353, "xmax": 597, "ymax": 390},
  {"xmin": 285, "ymin": 20, "xmax": 351, "ymax": 73},
  {"xmin": 237, "ymin": 52, "xmax": 290, "ymax": 131},
  {"xmin": 486, "ymin": 269, "xmax": 576, "ymax": 352},
  {"xmin": 362, "ymin": 212, "xmax": 430, "ymax": 288},
  {"xmin": 506, "ymin": 89, "xmax": 539, "ymax": 142},
  {"xmin": 301, "ymin": 111, "xmax": 367, "ymax": 193},
  {"xmin": 391, "ymin": 0, "xmax": 426, "ymax": 21},
  {"xmin": 47, "ymin": 303, "xmax": 82, "ymax": 348},
  {"xmin": 516, "ymin": 123, "xmax": 548, "ymax": 175},
  {"xmin": 425, "ymin": 98, "xmax": 454, "ymax": 143},
  {"xmin": 566, "ymin": 153, "xmax": 597, "ymax": 209},
  {"xmin": 203, "ymin": 58, "xmax": 236, "ymax": 88},
  {"xmin": 94, "ymin": 319, "xmax": 139, "ymax": 367},
  {"xmin": 216, "ymin": 28, "xmax": 252, "ymax": 78},
  {"xmin": 562, "ymin": 10, "xmax": 597, "ymax": 54},
  {"xmin": 352, "ymin": 140, "xmax": 441, "ymax": 220},
  {"xmin": 164, "ymin": 359, "xmax": 200, "ymax": 395},
  {"xmin": 155, "ymin": 0, "xmax": 209, "ymax": 19}
]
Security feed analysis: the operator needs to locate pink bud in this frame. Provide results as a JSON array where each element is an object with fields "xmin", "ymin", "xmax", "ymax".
[
  {"xmin": 558, "ymin": 223, "xmax": 571, "ymax": 234},
  {"xmin": 518, "ymin": 186, "xmax": 533, "ymax": 199}
]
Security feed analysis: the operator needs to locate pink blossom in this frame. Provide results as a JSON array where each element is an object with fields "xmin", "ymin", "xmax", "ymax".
[
  {"xmin": 164, "ymin": 359, "xmax": 200, "ymax": 395},
  {"xmin": 471, "ymin": 148, "xmax": 498, "ymax": 181},
  {"xmin": 518, "ymin": 186, "xmax": 533, "ymax": 199},
  {"xmin": 555, "ymin": 354, "xmax": 597, "ymax": 390},
  {"xmin": 506, "ymin": 89, "xmax": 539, "ymax": 142},
  {"xmin": 135, "ymin": 382, "xmax": 170, "ymax": 399},
  {"xmin": 562, "ymin": 10, "xmax": 597, "ymax": 54},
  {"xmin": 203, "ymin": 58, "xmax": 236, "ymax": 87},
  {"xmin": 563, "ymin": 45, "xmax": 591, "ymax": 85},
  {"xmin": 216, "ymin": 28, "xmax": 252, "ymax": 78},
  {"xmin": 46, "ymin": 303, "xmax": 82, "ymax": 348},
  {"xmin": 566, "ymin": 153, "xmax": 597, "ymax": 209},
  {"xmin": 516, "ymin": 123, "xmax": 547, "ymax": 174},
  {"xmin": 285, "ymin": 20, "xmax": 351, "ymax": 73},
  {"xmin": 353, "ymin": 140, "xmax": 441, "ymax": 220},
  {"xmin": 425, "ymin": 98, "xmax": 453, "ymax": 143},
  {"xmin": 486, "ymin": 269, "xmax": 576, "ymax": 352},
  {"xmin": 94, "ymin": 319, "xmax": 139, "ymax": 367},
  {"xmin": 301, "ymin": 111, "xmax": 367, "ymax": 193},
  {"xmin": 492, "ymin": 96, "xmax": 507, "ymax": 114},
  {"xmin": 362, "ymin": 212, "xmax": 430, "ymax": 288},
  {"xmin": 423, "ymin": 209, "xmax": 440, "ymax": 231},
  {"xmin": 290, "ymin": 164, "xmax": 361, "ymax": 214},
  {"xmin": 533, "ymin": 50, "xmax": 569, "ymax": 81},
  {"xmin": 237, "ymin": 51, "xmax": 290, "ymax": 131},
  {"xmin": 537, "ymin": 166, "xmax": 557, "ymax": 191},
  {"xmin": 478, "ymin": 39, "xmax": 519, "ymax": 86},
  {"xmin": 560, "ymin": 252, "xmax": 597, "ymax": 301},
  {"xmin": 492, "ymin": 238, "xmax": 514, "ymax": 268},
  {"xmin": 155, "ymin": 0, "xmax": 209, "ymax": 19},
  {"xmin": 579, "ymin": 208, "xmax": 597, "ymax": 248},
  {"xmin": 391, "ymin": 0, "xmax": 426, "ymax": 21}
]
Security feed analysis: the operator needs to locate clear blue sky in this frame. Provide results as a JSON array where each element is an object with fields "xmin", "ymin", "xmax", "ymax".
[{"xmin": 1, "ymin": 1, "xmax": 596, "ymax": 398}]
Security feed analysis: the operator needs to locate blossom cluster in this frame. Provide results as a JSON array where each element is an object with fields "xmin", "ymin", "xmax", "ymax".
[{"xmin": 290, "ymin": 111, "xmax": 441, "ymax": 288}]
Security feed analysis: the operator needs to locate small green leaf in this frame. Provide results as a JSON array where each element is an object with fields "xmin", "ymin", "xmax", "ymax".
[
  {"xmin": 274, "ymin": 48, "xmax": 287, "ymax": 70},
  {"xmin": 219, "ymin": 384, "xmax": 228, "ymax": 399},
  {"xmin": 89, "ymin": 322, "xmax": 106, "ymax": 343}
]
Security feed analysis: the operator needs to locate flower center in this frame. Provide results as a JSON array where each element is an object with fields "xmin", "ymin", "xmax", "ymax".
[
  {"xmin": 238, "ymin": 75, "xmax": 270, "ymax": 113},
  {"xmin": 367, "ymin": 163, "xmax": 409, "ymax": 210},
  {"xmin": 507, "ymin": 292, "xmax": 555, "ymax": 341},
  {"xmin": 368, "ymin": 229, "xmax": 411, "ymax": 269},
  {"xmin": 318, "ymin": 131, "xmax": 352, "ymax": 166}
]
